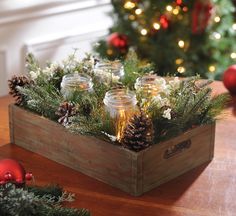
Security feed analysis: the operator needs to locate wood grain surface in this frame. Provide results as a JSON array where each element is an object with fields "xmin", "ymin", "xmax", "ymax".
[{"xmin": 1, "ymin": 81, "xmax": 236, "ymax": 216}]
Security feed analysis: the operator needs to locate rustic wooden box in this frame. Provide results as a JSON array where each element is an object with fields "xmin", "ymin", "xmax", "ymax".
[{"xmin": 9, "ymin": 104, "xmax": 215, "ymax": 196}]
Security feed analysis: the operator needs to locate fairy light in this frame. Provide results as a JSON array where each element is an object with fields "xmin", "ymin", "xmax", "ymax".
[
  {"xmin": 178, "ymin": 40, "xmax": 185, "ymax": 48},
  {"xmin": 140, "ymin": 29, "xmax": 148, "ymax": 35},
  {"xmin": 107, "ymin": 49, "xmax": 113, "ymax": 55},
  {"xmin": 129, "ymin": 15, "xmax": 135, "ymax": 20},
  {"xmin": 231, "ymin": 52, "xmax": 236, "ymax": 59},
  {"xmin": 175, "ymin": 58, "xmax": 183, "ymax": 65},
  {"xmin": 232, "ymin": 23, "xmax": 236, "ymax": 30},
  {"xmin": 213, "ymin": 32, "xmax": 221, "ymax": 40},
  {"xmin": 166, "ymin": 5, "xmax": 173, "ymax": 12},
  {"xmin": 124, "ymin": 1, "xmax": 135, "ymax": 9},
  {"xmin": 177, "ymin": 66, "xmax": 185, "ymax": 73},
  {"xmin": 153, "ymin": 22, "xmax": 161, "ymax": 30},
  {"xmin": 208, "ymin": 65, "xmax": 216, "ymax": 73},
  {"xmin": 173, "ymin": 8, "xmax": 180, "ymax": 15},
  {"xmin": 135, "ymin": 8, "xmax": 142, "ymax": 15},
  {"xmin": 214, "ymin": 16, "xmax": 221, "ymax": 23}
]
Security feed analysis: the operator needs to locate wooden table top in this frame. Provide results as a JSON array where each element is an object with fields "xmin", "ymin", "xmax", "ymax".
[{"xmin": 1, "ymin": 81, "xmax": 236, "ymax": 216}]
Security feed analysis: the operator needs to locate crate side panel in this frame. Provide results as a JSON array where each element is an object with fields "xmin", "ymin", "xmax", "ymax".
[
  {"xmin": 142, "ymin": 124, "xmax": 214, "ymax": 192},
  {"xmin": 10, "ymin": 105, "xmax": 134, "ymax": 194}
]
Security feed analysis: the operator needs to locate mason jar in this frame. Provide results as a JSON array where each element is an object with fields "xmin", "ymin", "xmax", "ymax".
[
  {"xmin": 94, "ymin": 60, "xmax": 124, "ymax": 84},
  {"xmin": 135, "ymin": 74, "xmax": 166, "ymax": 96},
  {"xmin": 103, "ymin": 89, "xmax": 137, "ymax": 141},
  {"xmin": 61, "ymin": 73, "xmax": 93, "ymax": 99}
]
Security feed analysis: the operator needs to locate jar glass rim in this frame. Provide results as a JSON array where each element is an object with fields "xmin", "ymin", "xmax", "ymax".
[
  {"xmin": 61, "ymin": 73, "xmax": 93, "ymax": 90},
  {"xmin": 103, "ymin": 88, "xmax": 137, "ymax": 108}
]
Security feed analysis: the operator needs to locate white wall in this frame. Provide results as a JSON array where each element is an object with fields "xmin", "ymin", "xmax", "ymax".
[{"xmin": 0, "ymin": 0, "xmax": 112, "ymax": 96}]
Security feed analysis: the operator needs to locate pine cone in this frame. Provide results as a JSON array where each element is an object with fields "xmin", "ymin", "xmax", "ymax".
[
  {"xmin": 121, "ymin": 111, "xmax": 154, "ymax": 152},
  {"xmin": 56, "ymin": 102, "xmax": 76, "ymax": 126},
  {"xmin": 8, "ymin": 75, "xmax": 32, "ymax": 105}
]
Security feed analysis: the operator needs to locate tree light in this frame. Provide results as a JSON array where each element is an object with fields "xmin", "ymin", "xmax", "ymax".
[
  {"xmin": 231, "ymin": 52, "xmax": 236, "ymax": 59},
  {"xmin": 175, "ymin": 58, "xmax": 183, "ymax": 65},
  {"xmin": 208, "ymin": 65, "xmax": 216, "ymax": 73},
  {"xmin": 129, "ymin": 15, "xmax": 135, "ymax": 20},
  {"xmin": 177, "ymin": 66, "xmax": 185, "ymax": 73},
  {"xmin": 124, "ymin": 1, "xmax": 135, "ymax": 9},
  {"xmin": 141, "ymin": 29, "xmax": 148, "ymax": 35},
  {"xmin": 173, "ymin": 8, "xmax": 179, "ymax": 15},
  {"xmin": 135, "ymin": 8, "xmax": 142, "ymax": 15},
  {"xmin": 166, "ymin": 5, "xmax": 173, "ymax": 12},
  {"xmin": 214, "ymin": 16, "xmax": 221, "ymax": 23},
  {"xmin": 213, "ymin": 32, "xmax": 221, "ymax": 40},
  {"xmin": 178, "ymin": 40, "xmax": 185, "ymax": 48},
  {"xmin": 232, "ymin": 23, "xmax": 236, "ymax": 30},
  {"xmin": 153, "ymin": 22, "xmax": 160, "ymax": 30}
]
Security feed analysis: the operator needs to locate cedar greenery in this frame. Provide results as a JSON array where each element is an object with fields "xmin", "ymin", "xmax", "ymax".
[
  {"xmin": 11, "ymin": 51, "xmax": 228, "ymax": 149},
  {"xmin": 0, "ymin": 183, "xmax": 90, "ymax": 216}
]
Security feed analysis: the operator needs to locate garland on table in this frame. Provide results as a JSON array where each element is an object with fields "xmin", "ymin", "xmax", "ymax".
[
  {"xmin": 0, "ymin": 183, "xmax": 89, "ymax": 216},
  {"xmin": 0, "ymin": 159, "xmax": 90, "ymax": 216},
  {"xmin": 8, "ymin": 50, "xmax": 229, "ymax": 152}
]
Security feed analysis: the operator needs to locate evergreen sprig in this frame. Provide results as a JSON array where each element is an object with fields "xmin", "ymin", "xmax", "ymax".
[{"xmin": 0, "ymin": 183, "xmax": 90, "ymax": 216}]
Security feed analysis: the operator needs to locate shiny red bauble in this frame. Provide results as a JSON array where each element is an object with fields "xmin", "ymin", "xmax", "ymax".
[
  {"xmin": 107, "ymin": 32, "xmax": 128, "ymax": 49},
  {"xmin": 223, "ymin": 65, "xmax": 236, "ymax": 95},
  {"xmin": 0, "ymin": 159, "xmax": 32, "ymax": 185}
]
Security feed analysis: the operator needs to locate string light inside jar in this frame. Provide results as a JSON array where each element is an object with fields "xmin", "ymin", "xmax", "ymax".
[{"xmin": 103, "ymin": 89, "xmax": 138, "ymax": 141}]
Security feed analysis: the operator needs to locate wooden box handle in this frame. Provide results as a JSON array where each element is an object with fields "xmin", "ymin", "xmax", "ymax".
[{"xmin": 163, "ymin": 139, "xmax": 191, "ymax": 159}]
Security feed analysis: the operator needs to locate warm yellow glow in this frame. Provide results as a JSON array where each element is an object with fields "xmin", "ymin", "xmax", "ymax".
[
  {"xmin": 129, "ymin": 14, "xmax": 135, "ymax": 20},
  {"xmin": 231, "ymin": 52, "xmax": 236, "ymax": 59},
  {"xmin": 107, "ymin": 49, "xmax": 113, "ymax": 55},
  {"xmin": 173, "ymin": 8, "xmax": 179, "ymax": 15},
  {"xmin": 177, "ymin": 66, "xmax": 185, "ymax": 73},
  {"xmin": 135, "ymin": 8, "xmax": 142, "ymax": 15},
  {"xmin": 178, "ymin": 40, "xmax": 185, "ymax": 48},
  {"xmin": 153, "ymin": 22, "xmax": 160, "ymax": 30},
  {"xmin": 209, "ymin": 65, "xmax": 216, "ymax": 73},
  {"xmin": 214, "ymin": 16, "xmax": 221, "ymax": 23},
  {"xmin": 141, "ymin": 29, "xmax": 148, "ymax": 35},
  {"xmin": 166, "ymin": 5, "xmax": 173, "ymax": 12},
  {"xmin": 213, "ymin": 32, "xmax": 221, "ymax": 40},
  {"xmin": 124, "ymin": 1, "xmax": 135, "ymax": 9},
  {"xmin": 175, "ymin": 58, "xmax": 183, "ymax": 65},
  {"xmin": 232, "ymin": 23, "xmax": 236, "ymax": 30}
]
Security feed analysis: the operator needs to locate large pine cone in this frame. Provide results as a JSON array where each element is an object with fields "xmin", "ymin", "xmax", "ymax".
[
  {"xmin": 8, "ymin": 75, "xmax": 32, "ymax": 105},
  {"xmin": 121, "ymin": 111, "xmax": 154, "ymax": 152}
]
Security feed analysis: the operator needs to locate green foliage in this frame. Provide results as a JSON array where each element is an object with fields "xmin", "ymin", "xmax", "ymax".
[
  {"xmin": 122, "ymin": 49, "xmax": 154, "ymax": 89},
  {"xmin": 95, "ymin": 0, "xmax": 236, "ymax": 79},
  {"xmin": 18, "ymin": 83, "xmax": 62, "ymax": 120},
  {"xmin": 147, "ymin": 77, "xmax": 229, "ymax": 142},
  {"xmin": 11, "ymin": 52, "xmax": 229, "ymax": 150},
  {"xmin": 0, "ymin": 183, "xmax": 90, "ymax": 216}
]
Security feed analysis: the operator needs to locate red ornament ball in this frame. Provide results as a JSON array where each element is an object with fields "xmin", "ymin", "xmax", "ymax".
[
  {"xmin": 0, "ymin": 159, "xmax": 32, "ymax": 185},
  {"xmin": 223, "ymin": 65, "xmax": 236, "ymax": 95},
  {"xmin": 107, "ymin": 33, "xmax": 128, "ymax": 49}
]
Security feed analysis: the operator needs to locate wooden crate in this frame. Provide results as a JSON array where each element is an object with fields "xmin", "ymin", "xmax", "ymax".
[{"xmin": 9, "ymin": 104, "xmax": 215, "ymax": 196}]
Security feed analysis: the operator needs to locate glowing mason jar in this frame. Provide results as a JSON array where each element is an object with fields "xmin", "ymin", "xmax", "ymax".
[
  {"xmin": 134, "ymin": 74, "xmax": 166, "ymax": 97},
  {"xmin": 61, "ymin": 73, "xmax": 93, "ymax": 98},
  {"xmin": 94, "ymin": 60, "xmax": 124, "ymax": 83},
  {"xmin": 103, "ymin": 89, "xmax": 137, "ymax": 141}
]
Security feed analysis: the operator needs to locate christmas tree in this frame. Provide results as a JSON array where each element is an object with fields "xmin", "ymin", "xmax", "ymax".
[{"xmin": 95, "ymin": 0, "xmax": 236, "ymax": 79}]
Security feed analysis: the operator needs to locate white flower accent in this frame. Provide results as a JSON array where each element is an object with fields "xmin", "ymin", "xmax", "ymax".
[
  {"xmin": 29, "ymin": 70, "xmax": 40, "ymax": 80},
  {"xmin": 162, "ymin": 108, "xmax": 172, "ymax": 120}
]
